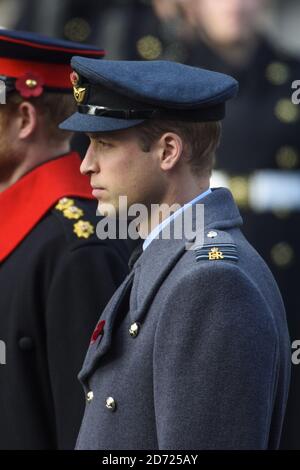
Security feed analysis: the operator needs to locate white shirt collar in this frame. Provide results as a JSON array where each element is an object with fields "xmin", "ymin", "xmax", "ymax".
[{"xmin": 142, "ymin": 188, "xmax": 212, "ymax": 251}]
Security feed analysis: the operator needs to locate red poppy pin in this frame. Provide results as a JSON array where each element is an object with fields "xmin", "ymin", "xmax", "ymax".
[
  {"xmin": 90, "ymin": 319, "xmax": 105, "ymax": 344},
  {"xmin": 70, "ymin": 71, "xmax": 79, "ymax": 86},
  {"xmin": 15, "ymin": 72, "xmax": 45, "ymax": 98}
]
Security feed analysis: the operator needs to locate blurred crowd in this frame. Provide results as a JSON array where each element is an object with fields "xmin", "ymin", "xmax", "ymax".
[
  {"xmin": 1, "ymin": 0, "xmax": 300, "ymax": 450},
  {"xmin": 1, "ymin": 0, "xmax": 300, "ymax": 60}
]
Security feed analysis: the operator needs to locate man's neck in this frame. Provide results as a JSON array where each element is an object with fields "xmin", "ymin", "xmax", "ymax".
[
  {"xmin": 0, "ymin": 142, "xmax": 71, "ymax": 193},
  {"xmin": 138, "ymin": 179, "xmax": 209, "ymax": 240}
]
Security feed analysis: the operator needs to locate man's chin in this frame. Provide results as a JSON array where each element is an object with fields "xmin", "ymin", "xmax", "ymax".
[{"xmin": 97, "ymin": 201, "xmax": 118, "ymax": 218}]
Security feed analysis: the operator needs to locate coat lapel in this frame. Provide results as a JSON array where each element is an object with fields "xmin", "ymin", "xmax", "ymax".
[{"xmin": 78, "ymin": 270, "xmax": 135, "ymax": 383}]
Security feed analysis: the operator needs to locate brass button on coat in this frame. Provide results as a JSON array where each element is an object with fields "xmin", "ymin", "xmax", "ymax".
[
  {"xmin": 207, "ymin": 231, "xmax": 218, "ymax": 239},
  {"xmin": 129, "ymin": 322, "xmax": 140, "ymax": 338},
  {"xmin": 86, "ymin": 391, "xmax": 94, "ymax": 403},
  {"xmin": 106, "ymin": 397, "xmax": 116, "ymax": 411}
]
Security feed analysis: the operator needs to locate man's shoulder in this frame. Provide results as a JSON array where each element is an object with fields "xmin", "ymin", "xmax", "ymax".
[
  {"xmin": 25, "ymin": 196, "xmax": 113, "ymax": 257},
  {"xmin": 176, "ymin": 227, "xmax": 278, "ymax": 304},
  {"xmin": 180, "ymin": 228, "xmax": 241, "ymax": 277},
  {"xmin": 157, "ymin": 228, "xmax": 284, "ymax": 338},
  {"xmin": 8, "ymin": 197, "xmax": 104, "ymax": 266},
  {"xmin": 190, "ymin": 228, "xmax": 239, "ymax": 264}
]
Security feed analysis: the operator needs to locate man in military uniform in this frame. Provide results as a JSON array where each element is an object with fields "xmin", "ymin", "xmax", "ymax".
[
  {"xmin": 60, "ymin": 58, "xmax": 291, "ymax": 449},
  {"xmin": 164, "ymin": 0, "xmax": 300, "ymax": 448},
  {"xmin": 0, "ymin": 30, "xmax": 130, "ymax": 449}
]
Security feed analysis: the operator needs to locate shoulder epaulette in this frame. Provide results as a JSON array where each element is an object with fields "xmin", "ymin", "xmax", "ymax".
[
  {"xmin": 194, "ymin": 229, "xmax": 238, "ymax": 263},
  {"xmin": 53, "ymin": 197, "xmax": 96, "ymax": 243}
]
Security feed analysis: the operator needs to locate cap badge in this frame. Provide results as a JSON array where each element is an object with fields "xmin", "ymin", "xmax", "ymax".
[
  {"xmin": 70, "ymin": 71, "xmax": 86, "ymax": 103},
  {"xmin": 73, "ymin": 86, "xmax": 87, "ymax": 103}
]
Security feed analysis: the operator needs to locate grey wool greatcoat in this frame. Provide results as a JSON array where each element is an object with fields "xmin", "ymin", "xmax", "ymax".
[{"xmin": 76, "ymin": 187, "xmax": 291, "ymax": 450}]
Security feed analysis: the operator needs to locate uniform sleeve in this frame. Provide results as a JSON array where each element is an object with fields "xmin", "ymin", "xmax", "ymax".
[
  {"xmin": 45, "ymin": 243, "xmax": 128, "ymax": 449},
  {"xmin": 153, "ymin": 263, "xmax": 278, "ymax": 450}
]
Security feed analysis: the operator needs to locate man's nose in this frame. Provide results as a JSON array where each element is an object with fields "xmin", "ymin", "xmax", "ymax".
[{"xmin": 80, "ymin": 143, "xmax": 99, "ymax": 175}]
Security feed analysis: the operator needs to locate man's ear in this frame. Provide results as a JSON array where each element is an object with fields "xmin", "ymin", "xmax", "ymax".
[
  {"xmin": 17, "ymin": 101, "xmax": 37, "ymax": 139},
  {"xmin": 158, "ymin": 132, "xmax": 183, "ymax": 171}
]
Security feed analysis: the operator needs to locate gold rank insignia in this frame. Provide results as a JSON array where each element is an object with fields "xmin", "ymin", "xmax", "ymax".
[
  {"xmin": 63, "ymin": 205, "xmax": 84, "ymax": 220},
  {"xmin": 208, "ymin": 247, "xmax": 224, "ymax": 260},
  {"xmin": 55, "ymin": 197, "xmax": 74, "ymax": 211},
  {"xmin": 73, "ymin": 220, "xmax": 94, "ymax": 239},
  {"xmin": 70, "ymin": 71, "xmax": 87, "ymax": 103},
  {"xmin": 195, "ymin": 243, "xmax": 238, "ymax": 263}
]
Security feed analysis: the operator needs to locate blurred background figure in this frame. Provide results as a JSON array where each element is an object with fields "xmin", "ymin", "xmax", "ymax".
[
  {"xmin": 1, "ymin": 0, "xmax": 300, "ymax": 449},
  {"xmin": 0, "ymin": 0, "xmax": 21, "ymax": 28},
  {"xmin": 0, "ymin": 30, "xmax": 131, "ymax": 450},
  {"xmin": 9, "ymin": 0, "xmax": 162, "ymax": 60}
]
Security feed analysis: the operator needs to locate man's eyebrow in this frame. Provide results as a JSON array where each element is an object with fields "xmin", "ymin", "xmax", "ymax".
[
  {"xmin": 86, "ymin": 133, "xmax": 102, "ymax": 140},
  {"xmin": 86, "ymin": 133, "xmax": 113, "ymax": 140}
]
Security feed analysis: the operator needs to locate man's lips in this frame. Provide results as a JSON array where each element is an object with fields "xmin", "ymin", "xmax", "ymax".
[{"xmin": 91, "ymin": 186, "xmax": 106, "ymax": 198}]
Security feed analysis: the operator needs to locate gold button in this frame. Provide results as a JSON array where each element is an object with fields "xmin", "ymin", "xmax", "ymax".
[
  {"xmin": 271, "ymin": 242, "xmax": 294, "ymax": 268},
  {"xmin": 274, "ymin": 99, "xmax": 299, "ymax": 124},
  {"xmin": 207, "ymin": 231, "xmax": 218, "ymax": 239},
  {"xmin": 86, "ymin": 391, "xmax": 94, "ymax": 403},
  {"xmin": 105, "ymin": 397, "xmax": 116, "ymax": 411},
  {"xmin": 266, "ymin": 62, "xmax": 290, "ymax": 85},
  {"xmin": 276, "ymin": 146, "xmax": 299, "ymax": 169},
  {"xmin": 129, "ymin": 322, "xmax": 140, "ymax": 338}
]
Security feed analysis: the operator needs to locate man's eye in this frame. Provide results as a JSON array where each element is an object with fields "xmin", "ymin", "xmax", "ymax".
[{"xmin": 97, "ymin": 140, "xmax": 111, "ymax": 147}]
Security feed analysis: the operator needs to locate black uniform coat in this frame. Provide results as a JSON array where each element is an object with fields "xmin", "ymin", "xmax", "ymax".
[{"xmin": 0, "ymin": 152, "xmax": 130, "ymax": 449}]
